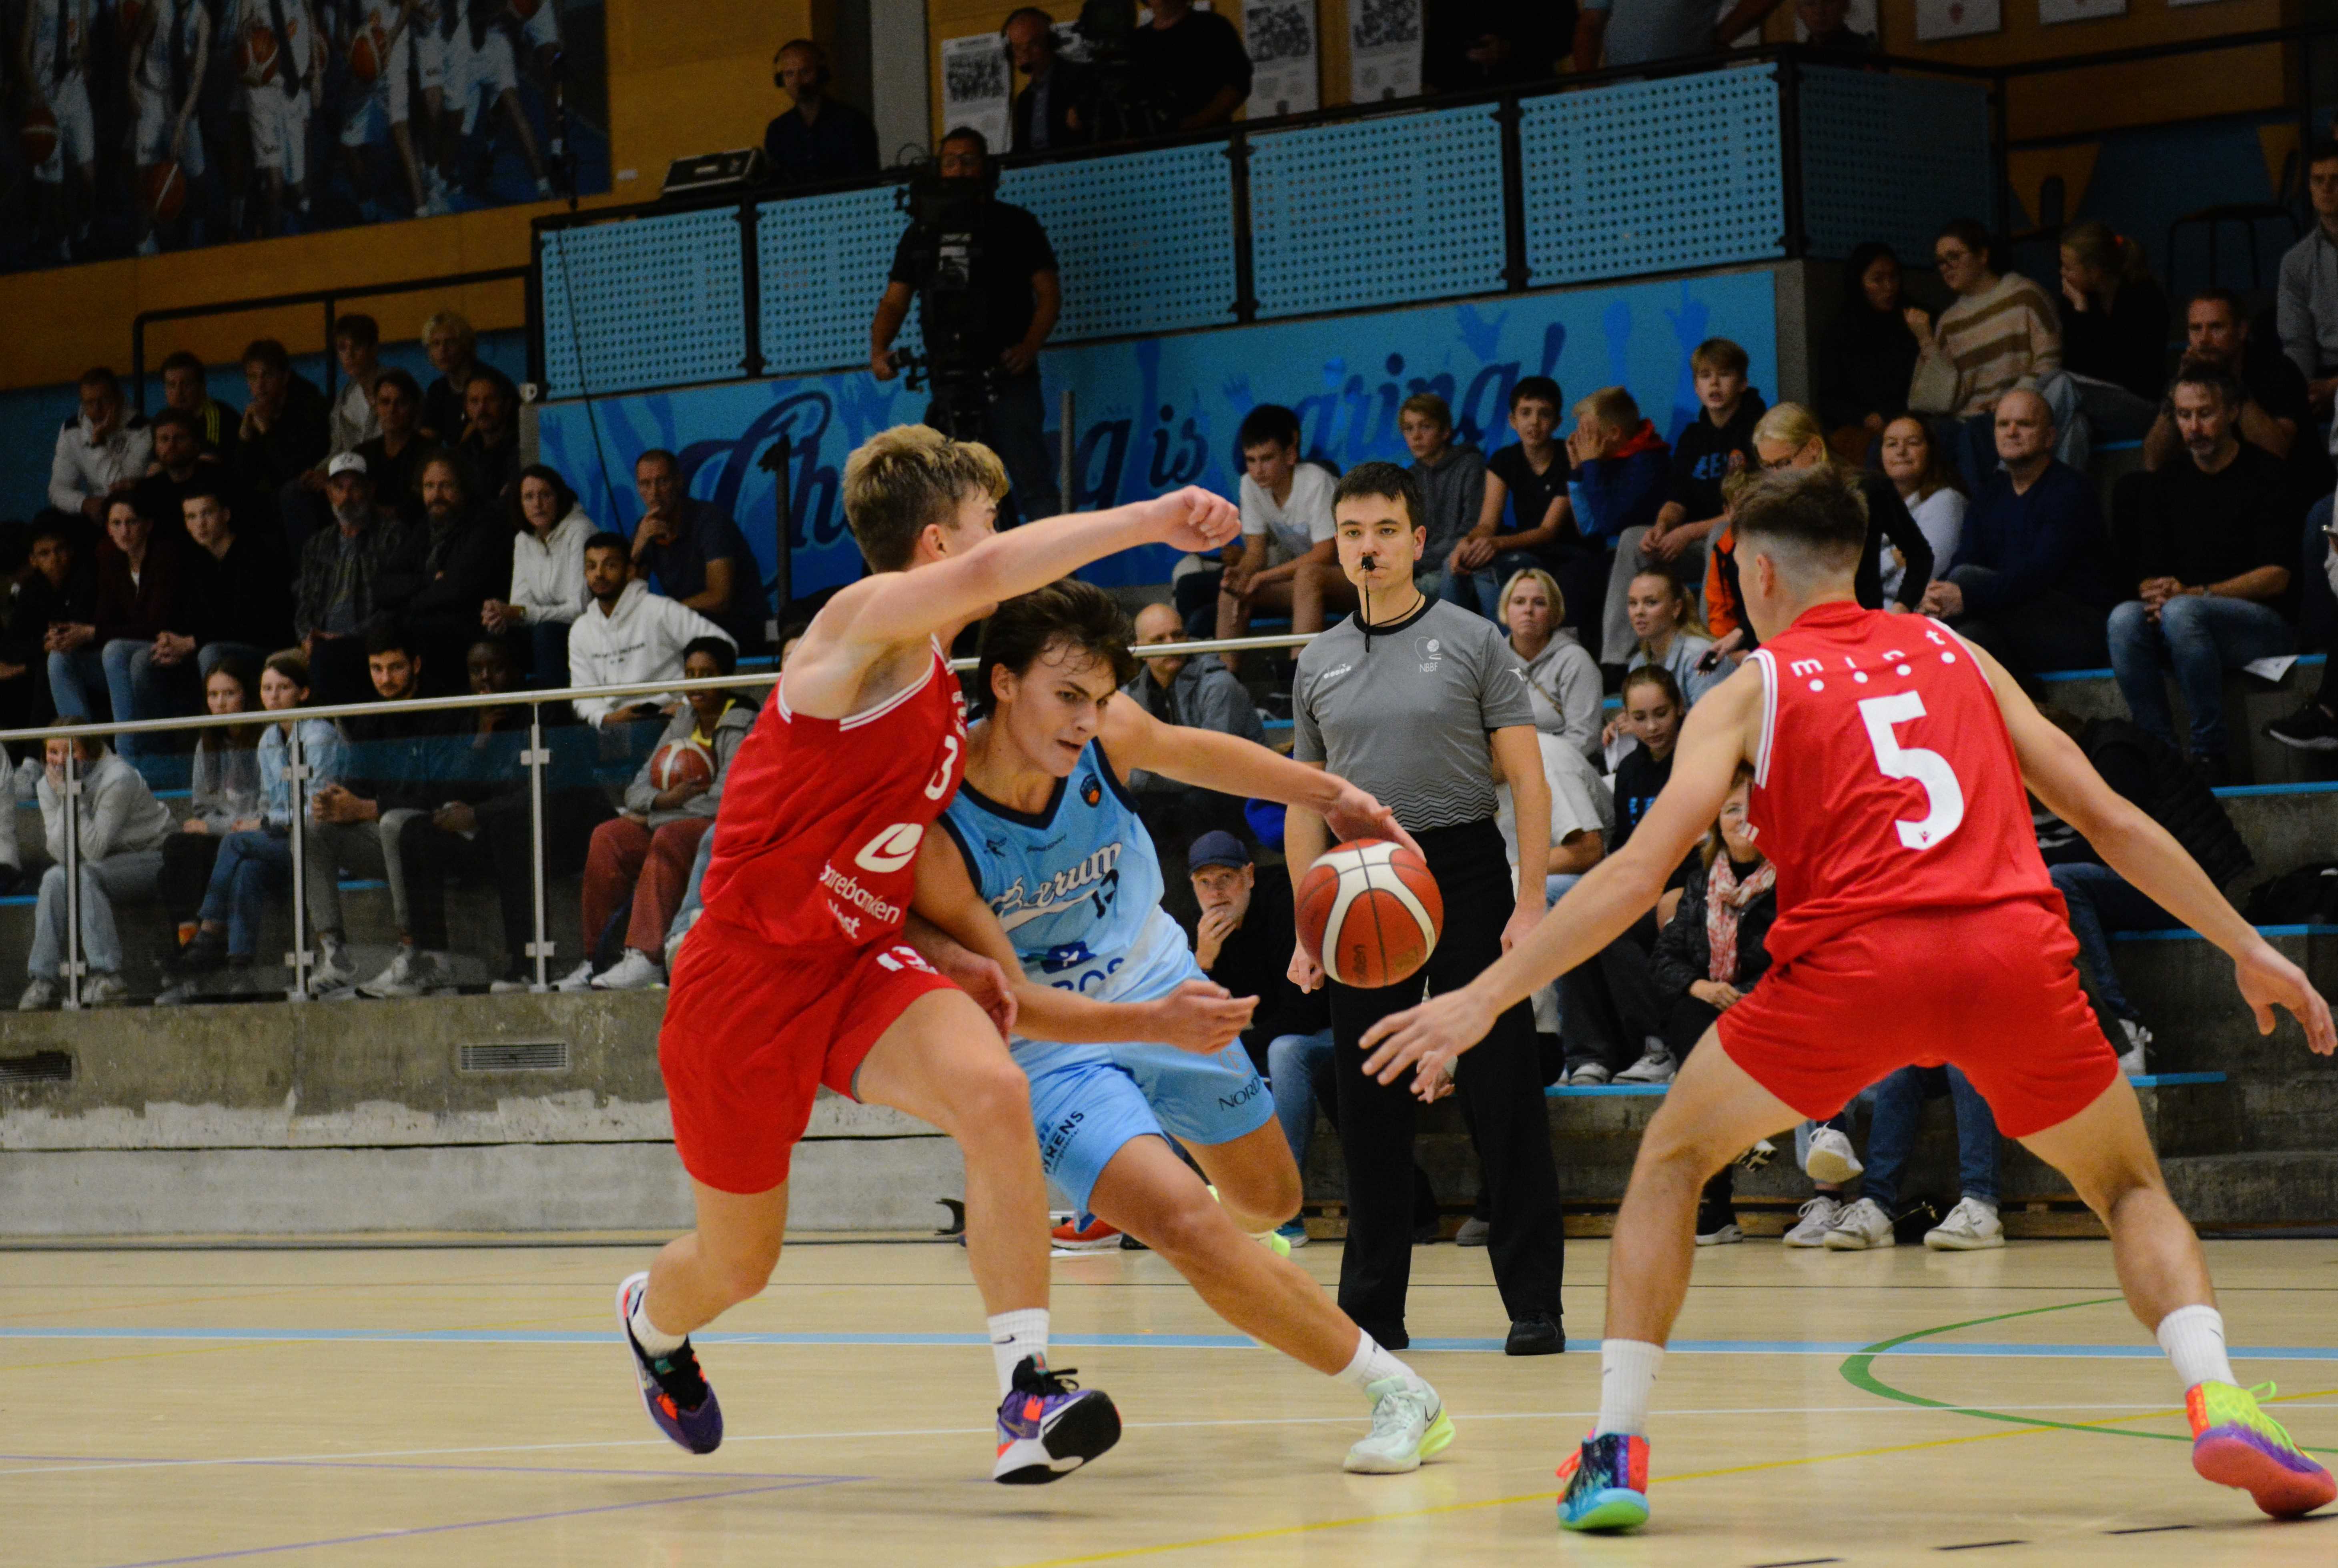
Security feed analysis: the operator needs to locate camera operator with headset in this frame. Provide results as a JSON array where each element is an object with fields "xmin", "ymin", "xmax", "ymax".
[{"xmin": 867, "ymin": 128, "xmax": 1065, "ymax": 526}]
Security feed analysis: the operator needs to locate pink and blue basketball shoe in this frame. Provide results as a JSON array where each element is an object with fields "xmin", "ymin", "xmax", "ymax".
[
  {"xmin": 1557, "ymin": 1431, "xmax": 1651, "ymax": 1532},
  {"xmin": 616, "ymin": 1272, "xmax": 724, "ymax": 1456}
]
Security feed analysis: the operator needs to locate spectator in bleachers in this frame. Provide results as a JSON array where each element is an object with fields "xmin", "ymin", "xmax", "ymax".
[
  {"xmin": 1187, "ymin": 829, "xmax": 1325, "ymax": 1251},
  {"xmin": 1564, "ymin": 387, "xmax": 1670, "ymax": 627},
  {"xmin": 2106, "ymin": 363, "xmax": 2296, "ymax": 785},
  {"xmin": 1122, "ymin": 601, "xmax": 1262, "ymax": 841},
  {"xmin": 21, "ymin": 726, "xmax": 174, "ymax": 1010},
  {"xmin": 453, "ymin": 370, "xmax": 522, "ymax": 511},
  {"xmin": 1215, "ymin": 404, "xmax": 1347, "ymax": 660},
  {"xmin": 1402, "ymin": 393, "xmax": 1486, "ymax": 600},
  {"xmin": 1817, "ymin": 242, "xmax": 1918, "ymax": 461},
  {"xmin": 484, "ymin": 465, "xmax": 595, "ymax": 683},
  {"xmin": 557, "ymin": 638, "xmax": 750, "ymax": 994},
  {"xmin": 325, "ymin": 315, "xmax": 386, "ymax": 459},
  {"xmin": 403, "ymin": 456, "xmax": 512, "ymax": 693},
  {"xmin": 1919, "ymin": 390, "xmax": 2118, "ymax": 682},
  {"xmin": 304, "ymin": 625, "xmax": 460, "ymax": 991},
  {"xmin": 1573, "ymin": 0, "xmax": 1786, "ymax": 68},
  {"xmin": 173, "ymin": 482, "xmax": 292, "ymax": 681},
  {"xmin": 2146, "ymin": 289, "xmax": 2316, "ymax": 489},
  {"xmin": 763, "ymin": 38, "xmax": 879, "ymax": 186},
  {"xmin": 2058, "ymin": 221, "xmax": 2168, "ymax": 443},
  {"xmin": 1908, "ymin": 219, "xmax": 2077, "ymax": 489},
  {"xmin": 1821, "ymin": 1065, "xmax": 2005, "ymax": 1251},
  {"xmin": 1797, "ymin": 0, "xmax": 1876, "ymax": 52},
  {"xmin": 1454, "ymin": 378, "xmax": 1595, "ymax": 628},
  {"xmin": 47, "ymin": 367, "xmax": 152, "ymax": 534},
  {"xmin": 295, "ymin": 453, "xmax": 425, "ymax": 708},
  {"xmin": 353, "ymin": 370, "xmax": 441, "ymax": 525},
  {"xmin": 132, "ymin": 410, "xmax": 231, "ymax": 544},
  {"xmin": 232, "ymin": 338, "xmax": 331, "ymax": 550},
  {"xmin": 629, "ymin": 449, "xmax": 769, "ymax": 651},
  {"xmin": 1643, "ymin": 765, "xmax": 1776, "ymax": 1242},
  {"xmin": 1131, "ymin": 0, "xmax": 1251, "ymax": 131},
  {"xmin": 1007, "ymin": 8, "xmax": 1091, "ymax": 154},
  {"xmin": 1747, "ymin": 403, "xmax": 1933, "ymax": 613},
  {"xmin": 159, "ymin": 351, "xmax": 239, "ymax": 465},
  {"xmin": 1603, "ymin": 338, "xmax": 1762, "ymax": 663},
  {"xmin": 567, "ymin": 533, "xmax": 735, "ymax": 730},
  {"xmin": 156, "ymin": 661, "xmax": 261, "ymax": 959},
  {"xmin": 3, "ymin": 524, "xmax": 93, "ymax": 730},
  {"xmin": 1424, "ymin": 5, "xmax": 1566, "ymax": 91},
  {"xmin": 1499, "ymin": 567, "xmax": 1602, "ymax": 765},
  {"xmin": 1876, "ymin": 416, "xmax": 1965, "ymax": 604},
  {"xmin": 168, "ymin": 652, "xmax": 346, "ymax": 985},
  {"xmin": 2277, "ymin": 139, "xmax": 2338, "ymax": 417},
  {"xmin": 47, "ymin": 494, "xmax": 199, "ymax": 762},
  {"xmin": 1622, "ymin": 569, "xmax": 1722, "ymax": 707},
  {"xmin": 419, "ymin": 312, "xmax": 482, "ymax": 445}
]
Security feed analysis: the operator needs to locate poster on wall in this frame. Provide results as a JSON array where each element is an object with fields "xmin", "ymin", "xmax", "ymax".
[
  {"xmin": 940, "ymin": 32, "xmax": 1012, "ymax": 155},
  {"xmin": 1244, "ymin": 2, "xmax": 1319, "ymax": 117},
  {"xmin": 0, "ymin": 0, "xmax": 610, "ymax": 276},
  {"xmin": 2037, "ymin": 0, "xmax": 2125, "ymax": 20},
  {"xmin": 1914, "ymin": 0, "xmax": 2001, "ymax": 38},
  {"xmin": 1350, "ymin": 0, "xmax": 1422, "ymax": 102}
]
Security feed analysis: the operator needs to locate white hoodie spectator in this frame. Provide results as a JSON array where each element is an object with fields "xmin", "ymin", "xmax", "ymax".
[
  {"xmin": 568, "ymin": 578, "xmax": 734, "ymax": 728},
  {"xmin": 49, "ymin": 377, "xmax": 153, "ymax": 519},
  {"xmin": 509, "ymin": 505, "xmax": 597, "ymax": 625}
]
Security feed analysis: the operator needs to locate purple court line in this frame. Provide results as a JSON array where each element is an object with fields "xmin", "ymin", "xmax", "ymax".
[
  {"xmin": 94, "ymin": 1475, "xmax": 861, "ymax": 1568},
  {"xmin": 0, "ymin": 1452, "xmax": 855, "ymax": 1482}
]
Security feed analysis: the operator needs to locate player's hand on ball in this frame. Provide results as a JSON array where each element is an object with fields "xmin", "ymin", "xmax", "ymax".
[
  {"xmin": 2236, "ymin": 938, "xmax": 2336, "ymax": 1055},
  {"xmin": 1148, "ymin": 979, "xmax": 1258, "ymax": 1053},
  {"xmin": 1140, "ymin": 487, "xmax": 1241, "ymax": 554},
  {"xmin": 1288, "ymin": 939, "xmax": 1324, "ymax": 994},
  {"xmin": 1360, "ymin": 988, "xmax": 1497, "ymax": 1087},
  {"xmin": 1321, "ymin": 780, "xmax": 1422, "ymax": 858}
]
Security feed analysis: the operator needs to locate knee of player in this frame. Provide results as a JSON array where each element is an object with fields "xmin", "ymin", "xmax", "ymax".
[
  {"xmin": 1139, "ymin": 1183, "xmax": 1237, "ymax": 1263},
  {"xmin": 1243, "ymin": 1159, "xmax": 1303, "ymax": 1226},
  {"xmin": 946, "ymin": 1057, "xmax": 1033, "ymax": 1137},
  {"xmin": 710, "ymin": 1247, "xmax": 780, "ymax": 1307}
]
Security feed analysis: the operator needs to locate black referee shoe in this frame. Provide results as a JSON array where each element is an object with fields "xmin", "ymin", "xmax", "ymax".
[{"xmin": 1505, "ymin": 1312, "xmax": 1565, "ymax": 1356}]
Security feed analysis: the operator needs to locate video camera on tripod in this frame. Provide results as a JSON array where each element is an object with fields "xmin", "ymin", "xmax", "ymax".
[
  {"xmin": 1071, "ymin": 0, "xmax": 1176, "ymax": 143},
  {"xmin": 890, "ymin": 152, "xmax": 1001, "ymax": 443}
]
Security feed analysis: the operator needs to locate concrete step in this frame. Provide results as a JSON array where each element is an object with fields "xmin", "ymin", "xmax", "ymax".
[
  {"xmin": 2037, "ymin": 655, "xmax": 2338, "ymax": 787},
  {"xmin": 2162, "ymin": 1151, "xmax": 2338, "ymax": 1229}
]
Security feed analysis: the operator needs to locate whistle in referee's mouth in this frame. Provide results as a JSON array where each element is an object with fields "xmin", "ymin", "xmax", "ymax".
[{"xmin": 1359, "ymin": 553, "xmax": 1378, "ymax": 571}]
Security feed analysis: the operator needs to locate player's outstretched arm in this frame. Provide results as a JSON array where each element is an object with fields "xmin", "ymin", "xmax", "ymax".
[
  {"xmin": 1099, "ymin": 699, "xmax": 1422, "ymax": 855},
  {"xmin": 1358, "ymin": 665, "xmax": 1764, "ymax": 1093},
  {"xmin": 1980, "ymin": 642, "xmax": 2337, "ymax": 1055}
]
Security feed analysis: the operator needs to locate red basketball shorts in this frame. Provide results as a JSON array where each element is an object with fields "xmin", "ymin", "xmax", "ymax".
[
  {"xmin": 1714, "ymin": 897, "xmax": 2121, "ymax": 1139},
  {"xmin": 659, "ymin": 917, "xmax": 958, "ymax": 1194}
]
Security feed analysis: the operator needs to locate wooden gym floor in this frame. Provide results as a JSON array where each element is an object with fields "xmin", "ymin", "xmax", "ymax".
[{"xmin": 2, "ymin": 1235, "xmax": 2333, "ymax": 1566}]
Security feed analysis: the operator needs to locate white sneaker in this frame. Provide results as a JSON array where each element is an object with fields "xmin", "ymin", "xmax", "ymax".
[
  {"xmin": 1924, "ymin": 1196, "xmax": 2005, "ymax": 1251},
  {"xmin": 553, "ymin": 959, "xmax": 596, "ymax": 993},
  {"xmin": 358, "ymin": 947, "xmax": 451, "ymax": 999},
  {"xmin": 489, "ymin": 977, "xmax": 533, "ymax": 994},
  {"xmin": 1805, "ymin": 1125, "xmax": 1864, "ymax": 1184},
  {"xmin": 1613, "ymin": 1041, "xmax": 1676, "ymax": 1084},
  {"xmin": 1821, "ymin": 1196, "xmax": 1897, "ymax": 1250},
  {"xmin": 591, "ymin": 950, "xmax": 664, "ymax": 991},
  {"xmin": 2115, "ymin": 1018, "xmax": 2151, "ymax": 1077},
  {"xmin": 1343, "ymin": 1374, "xmax": 1454, "ymax": 1474},
  {"xmin": 1784, "ymin": 1194, "xmax": 1846, "ymax": 1248},
  {"xmin": 1565, "ymin": 1061, "xmax": 1611, "ymax": 1086},
  {"xmin": 312, "ymin": 935, "xmax": 358, "ymax": 989},
  {"xmin": 16, "ymin": 977, "xmax": 55, "ymax": 1011},
  {"xmin": 82, "ymin": 972, "xmax": 130, "ymax": 1007}
]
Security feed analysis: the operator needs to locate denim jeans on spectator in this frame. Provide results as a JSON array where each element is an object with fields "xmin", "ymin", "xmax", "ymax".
[
  {"xmin": 2048, "ymin": 859, "xmax": 2176, "ymax": 1024},
  {"xmin": 1943, "ymin": 565, "xmax": 2110, "ymax": 682},
  {"xmin": 30, "ymin": 849, "xmax": 163, "ymax": 978},
  {"xmin": 666, "ymin": 823, "xmax": 717, "ymax": 955},
  {"xmin": 1441, "ymin": 549, "xmax": 1548, "ymax": 622},
  {"xmin": 1859, "ymin": 1063, "xmax": 1999, "ymax": 1215},
  {"xmin": 48, "ymin": 641, "xmax": 188, "ymax": 760},
  {"xmin": 198, "ymin": 642, "xmax": 272, "ymax": 682},
  {"xmin": 941, "ymin": 372, "xmax": 1059, "ymax": 527},
  {"xmin": 2068, "ymin": 374, "xmax": 2158, "ymax": 445},
  {"xmin": 199, "ymin": 827, "xmax": 294, "ymax": 958},
  {"xmin": 1267, "ymin": 1027, "xmax": 1336, "ymax": 1168},
  {"xmin": 2107, "ymin": 594, "xmax": 2292, "ymax": 758}
]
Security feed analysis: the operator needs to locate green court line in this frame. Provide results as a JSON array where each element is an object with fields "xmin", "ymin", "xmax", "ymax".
[{"xmin": 1840, "ymin": 1296, "xmax": 2338, "ymax": 1455}]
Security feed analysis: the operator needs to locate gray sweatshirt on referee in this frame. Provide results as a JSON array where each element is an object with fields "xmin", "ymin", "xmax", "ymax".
[{"xmin": 1293, "ymin": 598, "xmax": 1537, "ymax": 831}]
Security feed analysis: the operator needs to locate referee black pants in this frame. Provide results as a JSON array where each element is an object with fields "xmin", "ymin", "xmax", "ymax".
[{"xmin": 1327, "ymin": 818, "xmax": 1566, "ymax": 1348}]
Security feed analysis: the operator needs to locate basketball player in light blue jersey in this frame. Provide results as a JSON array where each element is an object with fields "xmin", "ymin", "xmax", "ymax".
[{"xmin": 909, "ymin": 581, "xmax": 1456, "ymax": 1474}]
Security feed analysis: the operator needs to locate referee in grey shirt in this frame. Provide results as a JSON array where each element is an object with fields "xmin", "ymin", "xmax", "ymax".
[{"xmin": 1285, "ymin": 461, "xmax": 1569, "ymax": 1355}]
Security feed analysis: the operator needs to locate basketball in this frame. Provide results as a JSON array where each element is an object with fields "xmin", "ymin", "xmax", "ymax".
[
  {"xmin": 235, "ymin": 22, "xmax": 279, "ymax": 87},
  {"xmin": 348, "ymin": 23, "xmax": 385, "ymax": 82},
  {"xmin": 650, "ymin": 739, "xmax": 714, "ymax": 792},
  {"xmin": 141, "ymin": 160, "xmax": 185, "ymax": 224},
  {"xmin": 1295, "ymin": 838, "xmax": 1443, "ymax": 988},
  {"xmin": 20, "ymin": 106, "xmax": 57, "ymax": 168},
  {"xmin": 510, "ymin": 0, "xmax": 543, "ymax": 16}
]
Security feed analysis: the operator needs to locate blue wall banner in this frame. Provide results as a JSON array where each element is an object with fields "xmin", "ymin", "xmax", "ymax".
[{"xmin": 535, "ymin": 268, "xmax": 1778, "ymax": 599}]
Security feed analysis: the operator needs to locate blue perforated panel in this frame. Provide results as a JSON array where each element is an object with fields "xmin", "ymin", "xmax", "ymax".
[
  {"xmin": 1799, "ymin": 66, "xmax": 1991, "ymax": 263},
  {"xmin": 1000, "ymin": 145, "xmax": 1238, "ymax": 339},
  {"xmin": 760, "ymin": 184, "xmax": 921, "ymax": 378},
  {"xmin": 1247, "ymin": 105, "xmax": 1507, "ymax": 318},
  {"xmin": 1522, "ymin": 67, "xmax": 1785, "ymax": 286},
  {"xmin": 539, "ymin": 207, "xmax": 748, "ymax": 397}
]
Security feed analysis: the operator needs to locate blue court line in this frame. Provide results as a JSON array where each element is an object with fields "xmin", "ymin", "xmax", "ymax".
[
  {"xmin": 2214, "ymin": 781, "xmax": 2338, "ymax": 797},
  {"xmin": 2114, "ymin": 923, "xmax": 2338, "ymax": 941},
  {"xmin": 0, "ymin": 1326, "xmax": 2326, "ymax": 1359},
  {"xmin": 1546, "ymin": 1073, "xmax": 2224, "ymax": 1097}
]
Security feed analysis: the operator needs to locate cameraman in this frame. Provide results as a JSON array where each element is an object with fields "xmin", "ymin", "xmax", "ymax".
[
  {"xmin": 867, "ymin": 128, "xmax": 1064, "ymax": 524},
  {"xmin": 1132, "ymin": 0, "xmax": 1251, "ymax": 132}
]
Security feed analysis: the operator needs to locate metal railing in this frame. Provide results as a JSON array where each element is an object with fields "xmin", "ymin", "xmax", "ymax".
[{"xmin": 8, "ymin": 629, "xmax": 1314, "ymax": 1010}]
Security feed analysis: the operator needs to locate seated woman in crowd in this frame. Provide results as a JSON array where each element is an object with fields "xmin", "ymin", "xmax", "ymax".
[
  {"xmin": 47, "ymin": 495, "xmax": 199, "ymax": 766},
  {"xmin": 2058, "ymin": 219, "xmax": 2169, "ymax": 443},
  {"xmin": 1498, "ymin": 567, "xmax": 1601, "ymax": 765},
  {"xmin": 168, "ymin": 653, "xmax": 346, "ymax": 984},
  {"xmin": 1622, "ymin": 569, "xmax": 1722, "ymax": 707},
  {"xmin": 1876, "ymin": 416, "xmax": 1965, "ymax": 605},
  {"xmin": 1816, "ymin": 241, "xmax": 1918, "ymax": 462},
  {"xmin": 1908, "ymin": 216, "xmax": 2083, "ymax": 486},
  {"xmin": 157, "ymin": 661, "xmax": 263, "ymax": 955},
  {"xmin": 559, "ymin": 637, "xmax": 752, "ymax": 992},
  {"xmin": 21, "ymin": 724, "xmax": 176, "ymax": 1009},
  {"xmin": 482, "ymin": 464, "xmax": 594, "ymax": 684}
]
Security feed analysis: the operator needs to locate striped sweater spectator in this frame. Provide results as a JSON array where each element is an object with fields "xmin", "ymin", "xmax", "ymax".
[{"xmin": 1930, "ymin": 271, "xmax": 2063, "ymax": 417}]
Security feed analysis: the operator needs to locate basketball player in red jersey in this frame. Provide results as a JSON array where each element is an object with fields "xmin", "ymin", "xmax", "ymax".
[
  {"xmin": 1361, "ymin": 464, "xmax": 2337, "ymax": 1532},
  {"xmin": 614, "ymin": 427, "xmax": 1240, "ymax": 1484}
]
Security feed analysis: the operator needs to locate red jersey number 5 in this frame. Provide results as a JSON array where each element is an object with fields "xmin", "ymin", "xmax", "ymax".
[{"xmin": 1858, "ymin": 692, "xmax": 1965, "ymax": 851}]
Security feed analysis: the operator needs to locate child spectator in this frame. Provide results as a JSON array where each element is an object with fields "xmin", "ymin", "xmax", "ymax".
[
  {"xmin": 566, "ymin": 534, "xmax": 734, "ymax": 730},
  {"xmin": 1817, "ymin": 242, "xmax": 1920, "ymax": 458},
  {"xmin": 1214, "ymin": 405, "xmax": 1349, "ymax": 662},
  {"xmin": 1876, "ymin": 417, "xmax": 1966, "ymax": 605},
  {"xmin": 1398, "ymin": 393, "xmax": 1486, "ymax": 597},
  {"xmin": 3, "ymin": 523, "xmax": 95, "ymax": 730},
  {"xmin": 1622, "ymin": 569, "xmax": 1722, "ymax": 708},
  {"xmin": 21, "ymin": 726, "xmax": 175, "ymax": 1009},
  {"xmin": 1448, "ymin": 378, "xmax": 1582, "ymax": 619},
  {"xmin": 157, "ymin": 661, "xmax": 263, "ymax": 955},
  {"xmin": 1822, "ymin": 1067, "xmax": 2006, "ymax": 1252},
  {"xmin": 1565, "ymin": 386, "xmax": 1670, "ymax": 661},
  {"xmin": 1498, "ymin": 567, "xmax": 1602, "ymax": 765},
  {"xmin": 484, "ymin": 465, "xmax": 597, "ymax": 684},
  {"xmin": 560, "ymin": 638, "xmax": 752, "ymax": 992}
]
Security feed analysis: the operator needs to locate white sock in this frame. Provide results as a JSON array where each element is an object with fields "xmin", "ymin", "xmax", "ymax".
[
  {"xmin": 630, "ymin": 1299, "xmax": 686, "ymax": 1358},
  {"xmin": 1333, "ymin": 1329, "xmax": 1412, "ymax": 1393},
  {"xmin": 989, "ymin": 1308, "xmax": 1050, "ymax": 1396},
  {"xmin": 2156, "ymin": 1304, "xmax": 2236, "ymax": 1390},
  {"xmin": 1594, "ymin": 1338, "xmax": 1666, "ymax": 1437}
]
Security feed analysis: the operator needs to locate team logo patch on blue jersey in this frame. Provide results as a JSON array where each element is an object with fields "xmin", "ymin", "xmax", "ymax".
[{"xmin": 1080, "ymin": 773, "xmax": 1103, "ymax": 807}]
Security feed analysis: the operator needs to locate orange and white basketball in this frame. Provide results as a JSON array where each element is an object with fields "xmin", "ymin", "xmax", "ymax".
[
  {"xmin": 650, "ymin": 739, "xmax": 714, "ymax": 792},
  {"xmin": 20, "ymin": 106, "xmax": 58, "ymax": 168},
  {"xmin": 348, "ymin": 22, "xmax": 385, "ymax": 82},
  {"xmin": 1295, "ymin": 838, "xmax": 1443, "ymax": 989},
  {"xmin": 235, "ymin": 22, "xmax": 279, "ymax": 87}
]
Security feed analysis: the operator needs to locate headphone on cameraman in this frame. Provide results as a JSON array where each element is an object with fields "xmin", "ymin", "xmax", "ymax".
[{"xmin": 774, "ymin": 38, "xmax": 830, "ymax": 91}]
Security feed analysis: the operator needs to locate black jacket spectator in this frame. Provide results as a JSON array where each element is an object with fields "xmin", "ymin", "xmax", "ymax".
[
  {"xmin": 93, "ymin": 534, "xmax": 198, "ymax": 647},
  {"xmin": 189, "ymin": 533, "xmax": 294, "ymax": 654},
  {"xmin": 2123, "ymin": 440, "xmax": 2299, "ymax": 618},
  {"xmin": 2066, "ymin": 275, "xmax": 2172, "ymax": 404},
  {"xmin": 340, "ymin": 705, "xmax": 467, "ymax": 815},
  {"xmin": 293, "ymin": 511, "xmax": 425, "ymax": 642},
  {"xmin": 1951, "ymin": 460, "xmax": 2120, "ymax": 617},
  {"xmin": 130, "ymin": 459, "xmax": 237, "ymax": 547},
  {"xmin": 1130, "ymin": 6, "xmax": 1251, "ymax": 129},
  {"xmin": 1647, "ymin": 857, "xmax": 1779, "ymax": 1001},
  {"xmin": 356, "ymin": 432, "xmax": 445, "ymax": 525},
  {"xmin": 1012, "ymin": 57, "xmax": 1093, "ymax": 153},
  {"xmin": 6, "ymin": 546, "xmax": 96, "ymax": 667},
  {"xmin": 1668, "ymin": 389, "xmax": 1765, "ymax": 524},
  {"xmin": 764, "ymin": 97, "xmax": 880, "ymax": 185},
  {"xmin": 1424, "ymin": 4, "xmax": 1568, "ymax": 91},
  {"xmin": 887, "ymin": 199, "xmax": 1059, "ymax": 366},
  {"xmin": 1196, "ymin": 864, "xmax": 1329, "ymax": 1065},
  {"xmin": 455, "ymin": 429, "xmax": 521, "ymax": 513},
  {"xmin": 1610, "ymin": 743, "xmax": 1671, "ymax": 857},
  {"xmin": 232, "ymin": 375, "xmax": 331, "ymax": 519},
  {"xmin": 1817, "ymin": 243, "xmax": 1920, "ymax": 434}
]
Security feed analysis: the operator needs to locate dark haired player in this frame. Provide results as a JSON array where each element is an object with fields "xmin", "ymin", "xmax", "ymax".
[{"xmin": 1363, "ymin": 463, "xmax": 2337, "ymax": 1532}]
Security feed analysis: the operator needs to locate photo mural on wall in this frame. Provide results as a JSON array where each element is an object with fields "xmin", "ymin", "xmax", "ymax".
[{"xmin": 1, "ymin": 0, "xmax": 608, "ymax": 272}]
